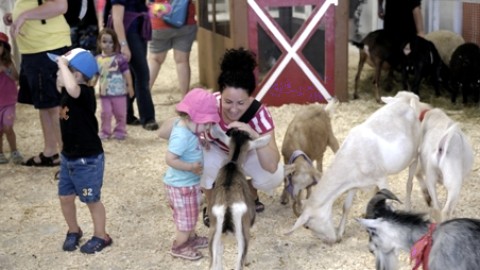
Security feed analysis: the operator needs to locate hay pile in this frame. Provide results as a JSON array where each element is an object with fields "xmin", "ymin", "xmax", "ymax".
[{"xmin": 0, "ymin": 43, "xmax": 479, "ymax": 270}]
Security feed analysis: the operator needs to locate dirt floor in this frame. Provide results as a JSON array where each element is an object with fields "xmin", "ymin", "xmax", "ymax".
[{"xmin": 1, "ymin": 43, "xmax": 479, "ymax": 270}]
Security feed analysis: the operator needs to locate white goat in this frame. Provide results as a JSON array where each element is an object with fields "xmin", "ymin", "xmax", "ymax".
[
  {"xmin": 280, "ymin": 100, "xmax": 339, "ymax": 217},
  {"xmin": 285, "ymin": 91, "xmax": 424, "ymax": 243},
  {"xmin": 208, "ymin": 129, "xmax": 271, "ymax": 270},
  {"xmin": 406, "ymin": 108, "xmax": 474, "ymax": 222}
]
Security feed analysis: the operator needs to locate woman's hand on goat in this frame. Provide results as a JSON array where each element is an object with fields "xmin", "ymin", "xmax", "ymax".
[{"xmin": 227, "ymin": 122, "xmax": 260, "ymax": 139}]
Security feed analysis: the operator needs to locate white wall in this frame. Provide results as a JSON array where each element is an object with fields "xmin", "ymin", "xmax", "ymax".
[{"xmin": 353, "ymin": 0, "xmax": 465, "ymax": 38}]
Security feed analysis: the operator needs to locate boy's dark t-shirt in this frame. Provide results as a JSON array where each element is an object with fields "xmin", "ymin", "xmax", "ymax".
[{"xmin": 60, "ymin": 84, "xmax": 103, "ymax": 158}]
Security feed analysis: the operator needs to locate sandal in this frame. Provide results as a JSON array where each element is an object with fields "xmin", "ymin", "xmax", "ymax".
[
  {"xmin": 202, "ymin": 207, "xmax": 210, "ymax": 228},
  {"xmin": 170, "ymin": 241, "xmax": 203, "ymax": 261},
  {"xmin": 188, "ymin": 235, "xmax": 208, "ymax": 249},
  {"xmin": 80, "ymin": 235, "xmax": 112, "ymax": 254},
  {"xmin": 22, "ymin": 152, "xmax": 60, "ymax": 167},
  {"xmin": 255, "ymin": 198, "xmax": 265, "ymax": 213}
]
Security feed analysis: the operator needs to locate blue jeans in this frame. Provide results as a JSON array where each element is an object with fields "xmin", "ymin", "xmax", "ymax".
[
  {"xmin": 127, "ymin": 31, "xmax": 156, "ymax": 125},
  {"xmin": 58, "ymin": 153, "xmax": 105, "ymax": 203}
]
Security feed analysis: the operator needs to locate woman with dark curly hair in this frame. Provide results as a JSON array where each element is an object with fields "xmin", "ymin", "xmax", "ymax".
[{"xmin": 159, "ymin": 48, "xmax": 283, "ymax": 226}]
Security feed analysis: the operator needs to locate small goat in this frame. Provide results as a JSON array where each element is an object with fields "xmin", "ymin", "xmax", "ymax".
[
  {"xmin": 280, "ymin": 100, "xmax": 339, "ymax": 217},
  {"xmin": 285, "ymin": 91, "xmax": 423, "ymax": 243},
  {"xmin": 352, "ymin": 29, "xmax": 403, "ymax": 102},
  {"xmin": 208, "ymin": 128, "xmax": 270, "ymax": 270},
  {"xmin": 406, "ymin": 108, "xmax": 474, "ymax": 222},
  {"xmin": 358, "ymin": 189, "xmax": 480, "ymax": 270}
]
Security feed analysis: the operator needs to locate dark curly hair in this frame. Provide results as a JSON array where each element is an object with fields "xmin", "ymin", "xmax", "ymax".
[{"xmin": 217, "ymin": 48, "xmax": 257, "ymax": 95}]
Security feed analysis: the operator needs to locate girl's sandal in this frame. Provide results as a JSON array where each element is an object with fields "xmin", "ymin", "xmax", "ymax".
[
  {"xmin": 170, "ymin": 241, "xmax": 203, "ymax": 261},
  {"xmin": 188, "ymin": 235, "xmax": 208, "ymax": 249}
]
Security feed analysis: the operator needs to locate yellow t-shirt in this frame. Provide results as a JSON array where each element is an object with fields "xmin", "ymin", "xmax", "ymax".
[{"xmin": 12, "ymin": 0, "xmax": 71, "ymax": 54}]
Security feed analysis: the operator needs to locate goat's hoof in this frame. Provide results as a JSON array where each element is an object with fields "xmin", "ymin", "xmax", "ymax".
[{"xmin": 353, "ymin": 94, "xmax": 359, "ymax": 100}]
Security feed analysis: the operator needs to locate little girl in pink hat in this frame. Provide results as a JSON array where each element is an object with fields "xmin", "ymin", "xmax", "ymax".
[{"xmin": 163, "ymin": 88, "xmax": 220, "ymax": 260}]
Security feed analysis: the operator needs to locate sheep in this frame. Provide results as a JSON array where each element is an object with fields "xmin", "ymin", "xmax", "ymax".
[
  {"xmin": 358, "ymin": 189, "xmax": 480, "ymax": 270},
  {"xmin": 208, "ymin": 128, "xmax": 271, "ymax": 270},
  {"xmin": 280, "ymin": 99, "xmax": 340, "ymax": 217},
  {"xmin": 285, "ymin": 91, "xmax": 425, "ymax": 244},
  {"xmin": 424, "ymin": 30, "xmax": 465, "ymax": 66},
  {"xmin": 405, "ymin": 108, "xmax": 474, "ymax": 222},
  {"xmin": 352, "ymin": 29, "xmax": 403, "ymax": 103},
  {"xmin": 449, "ymin": 42, "xmax": 480, "ymax": 104}
]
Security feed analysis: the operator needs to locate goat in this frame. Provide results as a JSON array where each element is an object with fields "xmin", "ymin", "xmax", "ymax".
[
  {"xmin": 352, "ymin": 29, "xmax": 403, "ymax": 103},
  {"xmin": 208, "ymin": 128, "xmax": 270, "ymax": 270},
  {"xmin": 401, "ymin": 35, "xmax": 447, "ymax": 97},
  {"xmin": 449, "ymin": 42, "xmax": 480, "ymax": 104},
  {"xmin": 358, "ymin": 189, "xmax": 480, "ymax": 270},
  {"xmin": 405, "ymin": 108, "xmax": 474, "ymax": 222},
  {"xmin": 285, "ymin": 91, "xmax": 424, "ymax": 243},
  {"xmin": 280, "ymin": 99, "xmax": 339, "ymax": 217}
]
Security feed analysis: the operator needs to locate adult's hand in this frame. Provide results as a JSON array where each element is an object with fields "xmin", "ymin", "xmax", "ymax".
[{"xmin": 227, "ymin": 121, "xmax": 260, "ymax": 139}]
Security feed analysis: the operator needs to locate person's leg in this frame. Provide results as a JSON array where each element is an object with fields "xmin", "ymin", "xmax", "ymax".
[
  {"xmin": 39, "ymin": 107, "xmax": 62, "ymax": 157},
  {"xmin": 86, "ymin": 201, "xmax": 108, "ymax": 239},
  {"xmin": 171, "ymin": 25, "xmax": 197, "ymax": 96},
  {"xmin": 100, "ymin": 97, "xmax": 113, "ymax": 139},
  {"xmin": 112, "ymin": 96, "xmax": 127, "ymax": 139},
  {"xmin": 60, "ymin": 194, "xmax": 80, "ymax": 233},
  {"xmin": 58, "ymin": 155, "xmax": 83, "ymax": 251},
  {"xmin": 148, "ymin": 51, "xmax": 168, "ymax": 90},
  {"xmin": 4, "ymin": 125, "xmax": 17, "ymax": 151},
  {"xmin": 127, "ymin": 31, "xmax": 157, "ymax": 128},
  {"xmin": 173, "ymin": 49, "xmax": 191, "ymax": 96}
]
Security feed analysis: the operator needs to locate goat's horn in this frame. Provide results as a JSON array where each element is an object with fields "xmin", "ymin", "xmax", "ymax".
[{"xmin": 365, "ymin": 189, "xmax": 401, "ymax": 218}]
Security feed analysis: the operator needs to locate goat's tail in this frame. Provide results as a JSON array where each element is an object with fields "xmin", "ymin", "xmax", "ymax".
[
  {"xmin": 437, "ymin": 123, "xmax": 474, "ymax": 173},
  {"xmin": 325, "ymin": 97, "xmax": 339, "ymax": 117},
  {"xmin": 350, "ymin": 40, "xmax": 364, "ymax": 50},
  {"xmin": 223, "ymin": 162, "xmax": 238, "ymax": 188},
  {"xmin": 437, "ymin": 123, "xmax": 459, "ymax": 164}
]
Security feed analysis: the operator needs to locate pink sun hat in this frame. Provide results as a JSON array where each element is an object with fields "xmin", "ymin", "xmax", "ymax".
[{"xmin": 176, "ymin": 88, "xmax": 221, "ymax": 124}]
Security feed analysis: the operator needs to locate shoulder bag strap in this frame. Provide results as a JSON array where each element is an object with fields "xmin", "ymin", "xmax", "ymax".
[{"xmin": 238, "ymin": 99, "xmax": 261, "ymax": 123}]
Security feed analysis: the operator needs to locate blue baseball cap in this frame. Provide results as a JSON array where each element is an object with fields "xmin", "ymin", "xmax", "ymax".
[{"xmin": 48, "ymin": 48, "xmax": 98, "ymax": 80}]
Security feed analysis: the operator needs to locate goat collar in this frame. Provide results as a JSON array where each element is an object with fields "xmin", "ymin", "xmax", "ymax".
[
  {"xmin": 410, "ymin": 223, "xmax": 437, "ymax": 270},
  {"xmin": 285, "ymin": 150, "xmax": 318, "ymax": 198},
  {"xmin": 419, "ymin": 109, "xmax": 430, "ymax": 122}
]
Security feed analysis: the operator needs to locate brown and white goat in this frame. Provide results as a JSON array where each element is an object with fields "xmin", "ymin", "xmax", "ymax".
[
  {"xmin": 406, "ymin": 108, "xmax": 474, "ymax": 222},
  {"xmin": 208, "ymin": 129, "xmax": 271, "ymax": 270},
  {"xmin": 280, "ymin": 99, "xmax": 339, "ymax": 217}
]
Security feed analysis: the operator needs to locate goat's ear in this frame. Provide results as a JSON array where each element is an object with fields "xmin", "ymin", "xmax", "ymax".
[
  {"xmin": 284, "ymin": 164, "xmax": 296, "ymax": 176},
  {"xmin": 380, "ymin": 96, "xmax": 395, "ymax": 104},
  {"xmin": 311, "ymin": 168, "xmax": 322, "ymax": 180},
  {"xmin": 211, "ymin": 124, "xmax": 230, "ymax": 146},
  {"xmin": 285, "ymin": 209, "xmax": 311, "ymax": 236},
  {"xmin": 356, "ymin": 218, "xmax": 380, "ymax": 231},
  {"xmin": 248, "ymin": 134, "xmax": 271, "ymax": 150}
]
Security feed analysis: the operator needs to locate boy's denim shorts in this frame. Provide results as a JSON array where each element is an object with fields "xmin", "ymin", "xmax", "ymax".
[{"xmin": 58, "ymin": 153, "xmax": 105, "ymax": 203}]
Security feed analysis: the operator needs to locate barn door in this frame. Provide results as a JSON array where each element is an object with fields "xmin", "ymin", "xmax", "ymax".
[{"xmin": 247, "ymin": 0, "xmax": 338, "ymax": 106}]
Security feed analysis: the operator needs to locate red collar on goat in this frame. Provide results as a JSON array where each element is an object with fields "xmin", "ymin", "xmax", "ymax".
[
  {"xmin": 411, "ymin": 223, "xmax": 437, "ymax": 270},
  {"xmin": 419, "ymin": 109, "xmax": 430, "ymax": 122},
  {"xmin": 285, "ymin": 150, "xmax": 318, "ymax": 198}
]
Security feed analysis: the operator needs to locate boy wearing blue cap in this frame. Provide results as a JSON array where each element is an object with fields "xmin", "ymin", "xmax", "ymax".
[{"xmin": 50, "ymin": 48, "xmax": 112, "ymax": 254}]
